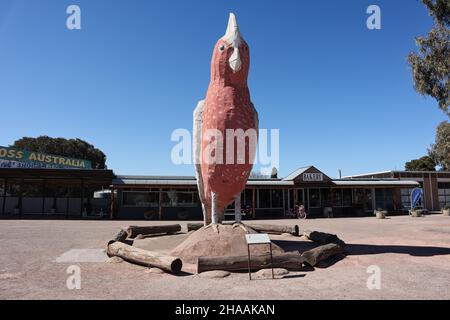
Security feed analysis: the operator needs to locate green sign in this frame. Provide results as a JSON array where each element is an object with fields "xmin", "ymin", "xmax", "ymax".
[{"xmin": 0, "ymin": 146, "xmax": 92, "ymax": 169}]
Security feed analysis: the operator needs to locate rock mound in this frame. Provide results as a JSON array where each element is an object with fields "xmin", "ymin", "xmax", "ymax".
[{"xmin": 170, "ymin": 224, "xmax": 284, "ymax": 264}]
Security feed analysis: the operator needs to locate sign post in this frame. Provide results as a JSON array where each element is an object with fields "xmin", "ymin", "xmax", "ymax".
[{"xmin": 244, "ymin": 233, "xmax": 274, "ymax": 280}]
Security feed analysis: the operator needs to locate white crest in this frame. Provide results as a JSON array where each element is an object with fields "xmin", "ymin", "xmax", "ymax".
[
  {"xmin": 222, "ymin": 13, "xmax": 243, "ymax": 48},
  {"xmin": 222, "ymin": 13, "xmax": 244, "ymax": 73}
]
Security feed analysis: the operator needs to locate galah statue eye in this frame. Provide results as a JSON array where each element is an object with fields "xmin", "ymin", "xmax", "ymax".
[{"xmin": 218, "ymin": 44, "xmax": 225, "ymax": 52}]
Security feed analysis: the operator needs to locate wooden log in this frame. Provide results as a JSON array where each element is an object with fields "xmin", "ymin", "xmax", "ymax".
[
  {"xmin": 187, "ymin": 223, "xmax": 204, "ymax": 232},
  {"xmin": 107, "ymin": 241, "xmax": 182, "ymax": 273},
  {"xmin": 301, "ymin": 243, "xmax": 343, "ymax": 267},
  {"xmin": 126, "ymin": 224, "xmax": 182, "ymax": 238},
  {"xmin": 302, "ymin": 230, "xmax": 339, "ymax": 244},
  {"xmin": 108, "ymin": 229, "xmax": 128, "ymax": 246},
  {"xmin": 197, "ymin": 251, "xmax": 303, "ymax": 273},
  {"xmin": 248, "ymin": 224, "xmax": 299, "ymax": 236}
]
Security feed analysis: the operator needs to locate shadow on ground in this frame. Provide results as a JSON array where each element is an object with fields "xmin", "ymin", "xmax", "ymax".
[
  {"xmin": 272, "ymin": 239, "xmax": 317, "ymax": 252},
  {"xmin": 346, "ymin": 244, "xmax": 450, "ymax": 257},
  {"xmin": 273, "ymin": 239, "xmax": 450, "ymax": 258}
]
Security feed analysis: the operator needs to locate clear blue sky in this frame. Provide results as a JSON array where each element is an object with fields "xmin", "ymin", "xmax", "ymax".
[{"xmin": 0, "ymin": 0, "xmax": 446, "ymax": 178}]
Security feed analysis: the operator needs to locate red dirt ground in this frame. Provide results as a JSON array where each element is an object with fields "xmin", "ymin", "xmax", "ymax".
[{"xmin": 0, "ymin": 215, "xmax": 449, "ymax": 299}]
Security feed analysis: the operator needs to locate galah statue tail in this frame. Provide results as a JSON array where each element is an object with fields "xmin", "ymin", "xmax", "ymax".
[{"xmin": 193, "ymin": 13, "xmax": 259, "ymax": 231}]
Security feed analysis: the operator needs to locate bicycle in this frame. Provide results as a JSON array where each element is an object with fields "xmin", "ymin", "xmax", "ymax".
[
  {"xmin": 297, "ymin": 209, "xmax": 307, "ymax": 219},
  {"xmin": 284, "ymin": 208, "xmax": 297, "ymax": 218},
  {"xmin": 285, "ymin": 207, "xmax": 307, "ymax": 219}
]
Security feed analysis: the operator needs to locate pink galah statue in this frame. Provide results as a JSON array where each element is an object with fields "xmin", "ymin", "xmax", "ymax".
[{"xmin": 193, "ymin": 13, "xmax": 259, "ymax": 231}]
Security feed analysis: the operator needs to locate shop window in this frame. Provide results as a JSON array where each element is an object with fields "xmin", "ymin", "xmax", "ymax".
[
  {"xmin": 438, "ymin": 183, "xmax": 450, "ymax": 208},
  {"xmin": 123, "ymin": 191, "xmax": 159, "ymax": 207},
  {"xmin": 193, "ymin": 192, "xmax": 200, "ymax": 205},
  {"xmin": 296, "ymin": 189, "xmax": 304, "ymax": 204},
  {"xmin": 0, "ymin": 179, "xmax": 4, "ymax": 197},
  {"xmin": 21, "ymin": 180, "xmax": 44, "ymax": 197},
  {"xmin": 342, "ymin": 189, "xmax": 352, "ymax": 206},
  {"xmin": 177, "ymin": 192, "xmax": 195, "ymax": 205},
  {"xmin": 258, "ymin": 189, "xmax": 270, "ymax": 208},
  {"xmin": 332, "ymin": 189, "xmax": 343, "ymax": 207},
  {"xmin": 4, "ymin": 179, "xmax": 21, "ymax": 214},
  {"xmin": 271, "ymin": 189, "xmax": 283, "ymax": 208},
  {"xmin": 45, "ymin": 184, "xmax": 69, "ymax": 197},
  {"xmin": 353, "ymin": 188, "xmax": 373, "ymax": 211},
  {"xmin": 375, "ymin": 189, "xmax": 393, "ymax": 211},
  {"xmin": 309, "ymin": 189, "xmax": 320, "ymax": 207},
  {"xmin": 400, "ymin": 188, "xmax": 414, "ymax": 209},
  {"xmin": 5, "ymin": 179, "xmax": 21, "ymax": 197},
  {"xmin": 67, "ymin": 185, "xmax": 82, "ymax": 198},
  {"xmin": 226, "ymin": 189, "xmax": 253, "ymax": 210},
  {"xmin": 320, "ymin": 189, "xmax": 331, "ymax": 207},
  {"xmin": 243, "ymin": 189, "xmax": 253, "ymax": 207},
  {"xmin": 161, "ymin": 190, "xmax": 198, "ymax": 207}
]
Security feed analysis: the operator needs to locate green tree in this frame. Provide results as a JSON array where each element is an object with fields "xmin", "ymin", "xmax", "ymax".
[
  {"xmin": 428, "ymin": 121, "xmax": 450, "ymax": 170},
  {"xmin": 407, "ymin": 0, "xmax": 449, "ymax": 116},
  {"xmin": 405, "ymin": 156, "xmax": 436, "ymax": 171},
  {"xmin": 13, "ymin": 136, "xmax": 107, "ymax": 169}
]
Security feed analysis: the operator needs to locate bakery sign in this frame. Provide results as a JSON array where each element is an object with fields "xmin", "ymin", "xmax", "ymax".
[{"xmin": 303, "ymin": 172, "xmax": 323, "ymax": 182}]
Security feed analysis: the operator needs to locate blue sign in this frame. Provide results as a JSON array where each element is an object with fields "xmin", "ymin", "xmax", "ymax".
[{"xmin": 411, "ymin": 188, "xmax": 423, "ymax": 208}]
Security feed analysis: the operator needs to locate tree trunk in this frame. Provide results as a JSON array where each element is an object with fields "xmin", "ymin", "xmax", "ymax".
[
  {"xmin": 248, "ymin": 224, "xmax": 299, "ymax": 236},
  {"xmin": 197, "ymin": 251, "xmax": 303, "ymax": 273},
  {"xmin": 107, "ymin": 241, "xmax": 182, "ymax": 273},
  {"xmin": 126, "ymin": 224, "xmax": 182, "ymax": 238},
  {"xmin": 108, "ymin": 229, "xmax": 128, "ymax": 246},
  {"xmin": 302, "ymin": 230, "xmax": 339, "ymax": 244},
  {"xmin": 187, "ymin": 223, "xmax": 204, "ymax": 232},
  {"xmin": 301, "ymin": 243, "xmax": 343, "ymax": 267}
]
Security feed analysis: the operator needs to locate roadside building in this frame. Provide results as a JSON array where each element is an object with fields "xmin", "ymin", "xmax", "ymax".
[
  {"xmin": 112, "ymin": 166, "xmax": 421, "ymax": 220},
  {"xmin": 3, "ymin": 162, "xmax": 449, "ymax": 220},
  {"xmin": 343, "ymin": 170, "xmax": 450, "ymax": 212},
  {"xmin": 0, "ymin": 169, "xmax": 113, "ymax": 217}
]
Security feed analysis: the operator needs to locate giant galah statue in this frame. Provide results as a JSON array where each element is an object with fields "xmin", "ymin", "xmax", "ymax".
[{"xmin": 193, "ymin": 13, "xmax": 258, "ymax": 231}]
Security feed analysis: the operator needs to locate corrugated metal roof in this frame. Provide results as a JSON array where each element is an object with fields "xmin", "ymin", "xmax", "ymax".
[
  {"xmin": 333, "ymin": 180, "xmax": 419, "ymax": 186},
  {"xmin": 113, "ymin": 178, "xmax": 293, "ymax": 186},
  {"xmin": 247, "ymin": 180, "xmax": 294, "ymax": 186},
  {"xmin": 115, "ymin": 175, "xmax": 195, "ymax": 180},
  {"xmin": 342, "ymin": 171, "xmax": 393, "ymax": 178},
  {"xmin": 282, "ymin": 166, "xmax": 312, "ymax": 181},
  {"xmin": 112, "ymin": 174, "xmax": 419, "ymax": 187},
  {"xmin": 113, "ymin": 178, "xmax": 197, "ymax": 185},
  {"xmin": 343, "ymin": 170, "xmax": 450, "ymax": 178}
]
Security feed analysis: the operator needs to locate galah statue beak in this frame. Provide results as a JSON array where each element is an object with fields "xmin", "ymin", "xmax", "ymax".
[{"xmin": 223, "ymin": 13, "xmax": 243, "ymax": 73}]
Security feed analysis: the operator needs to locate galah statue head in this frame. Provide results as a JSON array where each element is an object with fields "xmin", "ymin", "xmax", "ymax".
[{"xmin": 210, "ymin": 13, "xmax": 249, "ymax": 86}]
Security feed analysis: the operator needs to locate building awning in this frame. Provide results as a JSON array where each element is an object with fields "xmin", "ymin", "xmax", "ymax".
[
  {"xmin": 113, "ymin": 178, "xmax": 197, "ymax": 186},
  {"xmin": 333, "ymin": 180, "xmax": 419, "ymax": 187},
  {"xmin": 112, "ymin": 176, "xmax": 418, "ymax": 188},
  {"xmin": 112, "ymin": 177, "xmax": 294, "ymax": 187},
  {"xmin": 247, "ymin": 180, "xmax": 294, "ymax": 186}
]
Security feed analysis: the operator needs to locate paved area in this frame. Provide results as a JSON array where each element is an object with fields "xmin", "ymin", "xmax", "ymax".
[{"xmin": 0, "ymin": 215, "xmax": 449, "ymax": 299}]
